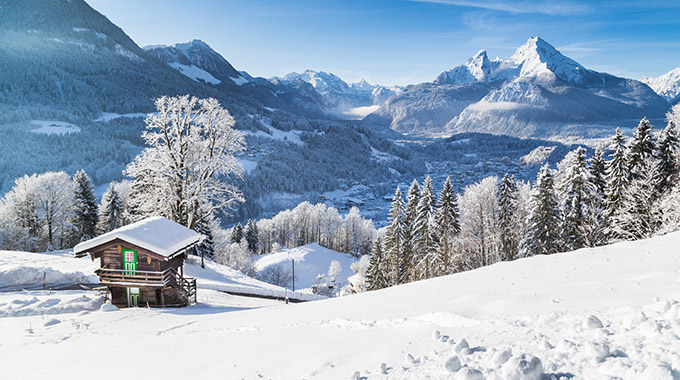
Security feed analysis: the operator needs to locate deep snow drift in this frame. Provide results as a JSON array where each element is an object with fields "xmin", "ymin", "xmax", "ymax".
[{"xmin": 2, "ymin": 233, "xmax": 680, "ymax": 379}]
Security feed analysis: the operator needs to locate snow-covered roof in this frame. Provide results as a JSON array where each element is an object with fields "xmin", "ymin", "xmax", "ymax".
[{"xmin": 73, "ymin": 217, "xmax": 203, "ymax": 258}]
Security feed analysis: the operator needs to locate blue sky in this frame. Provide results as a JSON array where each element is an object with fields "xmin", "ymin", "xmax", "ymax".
[{"xmin": 86, "ymin": 0, "xmax": 680, "ymax": 86}]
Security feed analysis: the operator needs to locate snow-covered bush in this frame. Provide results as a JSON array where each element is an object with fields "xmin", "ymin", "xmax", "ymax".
[{"xmin": 257, "ymin": 264, "xmax": 294, "ymax": 288}]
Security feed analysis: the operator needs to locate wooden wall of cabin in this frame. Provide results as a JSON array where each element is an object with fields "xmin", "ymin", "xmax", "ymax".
[
  {"xmin": 97, "ymin": 244, "xmax": 164, "ymax": 272},
  {"xmin": 109, "ymin": 286, "xmax": 185, "ymax": 307}
]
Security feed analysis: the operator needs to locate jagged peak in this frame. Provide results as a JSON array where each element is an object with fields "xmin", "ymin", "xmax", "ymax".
[{"xmin": 509, "ymin": 36, "xmax": 590, "ymax": 84}]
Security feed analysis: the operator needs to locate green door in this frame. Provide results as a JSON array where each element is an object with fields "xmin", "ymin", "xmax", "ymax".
[{"xmin": 123, "ymin": 249, "xmax": 139, "ymax": 307}]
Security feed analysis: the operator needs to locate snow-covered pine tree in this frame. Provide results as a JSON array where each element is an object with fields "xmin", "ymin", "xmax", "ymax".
[
  {"xmin": 605, "ymin": 128, "xmax": 629, "ymax": 226},
  {"xmin": 231, "ymin": 222, "xmax": 244, "ymax": 244},
  {"xmin": 411, "ymin": 176, "xmax": 439, "ymax": 280},
  {"xmin": 627, "ymin": 118, "xmax": 656, "ymax": 179},
  {"xmin": 609, "ymin": 159, "xmax": 661, "ymax": 241},
  {"xmin": 98, "ymin": 184, "xmax": 124, "ymax": 234},
  {"xmin": 366, "ymin": 237, "xmax": 388, "ymax": 290},
  {"xmin": 588, "ymin": 148, "xmax": 608, "ymax": 246},
  {"xmin": 434, "ymin": 176, "xmax": 460, "ymax": 274},
  {"xmin": 383, "ymin": 187, "xmax": 406, "ymax": 286},
  {"xmin": 194, "ymin": 214, "xmax": 215, "ymax": 260},
  {"xmin": 245, "ymin": 219, "xmax": 259, "ymax": 254},
  {"xmin": 402, "ymin": 179, "xmax": 421, "ymax": 282},
  {"xmin": 72, "ymin": 169, "xmax": 99, "ymax": 242},
  {"xmin": 556, "ymin": 147, "xmax": 597, "ymax": 251},
  {"xmin": 521, "ymin": 164, "xmax": 561, "ymax": 256},
  {"xmin": 655, "ymin": 119, "xmax": 679, "ymax": 194},
  {"xmin": 497, "ymin": 173, "xmax": 519, "ymax": 261},
  {"xmin": 125, "ymin": 95, "xmax": 245, "ymax": 231}
]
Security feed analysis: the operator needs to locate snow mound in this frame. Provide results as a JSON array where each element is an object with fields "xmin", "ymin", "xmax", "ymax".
[
  {"xmin": 0, "ymin": 250, "xmax": 98, "ymax": 289},
  {"xmin": 0, "ymin": 291, "xmax": 103, "ymax": 317},
  {"xmin": 254, "ymin": 243, "xmax": 357, "ymax": 292}
]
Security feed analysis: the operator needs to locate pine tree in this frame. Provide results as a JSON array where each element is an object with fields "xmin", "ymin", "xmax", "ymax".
[
  {"xmin": 245, "ymin": 219, "xmax": 259, "ymax": 254},
  {"xmin": 194, "ymin": 215, "xmax": 215, "ymax": 260},
  {"xmin": 72, "ymin": 169, "xmax": 99, "ymax": 242},
  {"xmin": 605, "ymin": 128, "xmax": 629, "ymax": 223},
  {"xmin": 521, "ymin": 164, "xmax": 561, "ymax": 256},
  {"xmin": 366, "ymin": 238, "xmax": 388, "ymax": 290},
  {"xmin": 402, "ymin": 179, "xmax": 421, "ymax": 283},
  {"xmin": 627, "ymin": 118, "xmax": 656, "ymax": 179},
  {"xmin": 557, "ymin": 147, "xmax": 597, "ymax": 251},
  {"xmin": 98, "ymin": 185, "xmax": 124, "ymax": 233},
  {"xmin": 411, "ymin": 176, "xmax": 438, "ymax": 280},
  {"xmin": 434, "ymin": 176, "xmax": 460, "ymax": 273},
  {"xmin": 497, "ymin": 173, "xmax": 519, "ymax": 261},
  {"xmin": 655, "ymin": 119, "xmax": 679, "ymax": 194},
  {"xmin": 231, "ymin": 223, "xmax": 244, "ymax": 244},
  {"xmin": 588, "ymin": 148, "xmax": 608, "ymax": 246},
  {"xmin": 609, "ymin": 159, "xmax": 660, "ymax": 241},
  {"xmin": 383, "ymin": 187, "xmax": 406, "ymax": 286}
]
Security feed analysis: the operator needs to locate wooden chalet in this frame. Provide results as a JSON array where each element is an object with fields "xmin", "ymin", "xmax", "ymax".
[{"xmin": 74, "ymin": 217, "xmax": 203, "ymax": 308}]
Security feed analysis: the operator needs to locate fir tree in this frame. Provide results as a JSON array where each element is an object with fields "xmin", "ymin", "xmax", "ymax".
[
  {"xmin": 605, "ymin": 128, "xmax": 629, "ymax": 224},
  {"xmin": 434, "ymin": 176, "xmax": 460, "ymax": 273},
  {"xmin": 383, "ymin": 187, "xmax": 406, "ymax": 286},
  {"xmin": 245, "ymin": 219, "xmax": 259, "ymax": 254},
  {"xmin": 627, "ymin": 118, "xmax": 656, "ymax": 179},
  {"xmin": 557, "ymin": 147, "xmax": 597, "ymax": 251},
  {"xmin": 497, "ymin": 173, "xmax": 519, "ymax": 261},
  {"xmin": 588, "ymin": 148, "xmax": 608, "ymax": 246},
  {"xmin": 194, "ymin": 215, "xmax": 215, "ymax": 260},
  {"xmin": 98, "ymin": 185, "xmax": 124, "ymax": 233},
  {"xmin": 412, "ymin": 176, "xmax": 438, "ymax": 280},
  {"xmin": 609, "ymin": 159, "xmax": 660, "ymax": 241},
  {"xmin": 231, "ymin": 223, "xmax": 244, "ymax": 244},
  {"xmin": 521, "ymin": 164, "xmax": 561, "ymax": 256},
  {"xmin": 366, "ymin": 238, "xmax": 388, "ymax": 290},
  {"xmin": 402, "ymin": 179, "xmax": 421, "ymax": 283},
  {"xmin": 655, "ymin": 120, "xmax": 679, "ymax": 194},
  {"xmin": 72, "ymin": 169, "xmax": 99, "ymax": 242}
]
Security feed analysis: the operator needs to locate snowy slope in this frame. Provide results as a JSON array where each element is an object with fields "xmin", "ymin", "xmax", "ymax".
[
  {"xmin": 640, "ymin": 67, "xmax": 680, "ymax": 103},
  {"xmin": 254, "ymin": 243, "xmax": 357, "ymax": 291},
  {"xmin": 3, "ymin": 232, "xmax": 680, "ymax": 378}
]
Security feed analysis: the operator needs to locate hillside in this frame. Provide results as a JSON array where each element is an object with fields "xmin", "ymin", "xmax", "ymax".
[{"xmin": 2, "ymin": 231, "xmax": 679, "ymax": 378}]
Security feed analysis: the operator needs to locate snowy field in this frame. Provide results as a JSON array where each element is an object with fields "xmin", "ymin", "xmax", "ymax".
[
  {"xmin": 29, "ymin": 120, "xmax": 81, "ymax": 135},
  {"xmin": 2, "ymin": 233, "xmax": 680, "ymax": 379}
]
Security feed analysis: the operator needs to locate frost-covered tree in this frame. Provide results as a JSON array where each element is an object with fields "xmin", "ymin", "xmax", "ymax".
[
  {"xmin": 0, "ymin": 172, "xmax": 75, "ymax": 251},
  {"xmin": 245, "ymin": 218, "xmax": 259, "ymax": 254},
  {"xmin": 655, "ymin": 185, "xmax": 680, "ymax": 235},
  {"xmin": 497, "ymin": 173, "xmax": 520, "ymax": 261},
  {"xmin": 457, "ymin": 176, "xmax": 499, "ymax": 269},
  {"xmin": 627, "ymin": 118, "xmax": 656, "ymax": 179},
  {"xmin": 231, "ymin": 222, "xmax": 243, "ymax": 244},
  {"xmin": 556, "ymin": 147, "xmax": 599, "ymax": 251},
  {"xmin": 609, "ymin": 159, "xmax": 660, "ymax": 241},
  {"xmin": 383, "ymin": 187, "xmax": 406, "ymax": 286},
  {"xmin": 98, "ymin": 184, "xmax": 125, "ymax": 234},
  {"xmin": 605, "ymin": 128, "xmax": 629, "ymax": 224},
  {"xmin": 521, "ymin": 164, "xmax": 560, "ymax": 256},
  {"xmin": 72, "ymin": 170, "xmax": 99, "ymax": 242},
  {"xmin": 655, "ymin": 119, "xmax": 679, "ymax": 194},
  {"xmin": 194, "ymin": 214, "xmax": 215, "ymax": 260},
  {"xmin": 125, "ymin": 95, "xmax": 245, "ymax": 232},
  {"xmin": 434, "ymin": 176, "xmax": 460, "ymax": 273},
  {"xmin": 342, "ymin": 255, "xmax": 371, "ymax": 294},
  {"xmin": 402, "ymin": 179, "xmax": 421, "ymax": 281},
  {"xmin": 366, "ymin": 237, "xmax": 388, "ymax": 290},
  {"xmin": 412, "ymin": 176, "xmax": 439, "ymax": 280},
  {"xmin": 588, "ymin": 148, "xmax": 608, "ymax": 246}
]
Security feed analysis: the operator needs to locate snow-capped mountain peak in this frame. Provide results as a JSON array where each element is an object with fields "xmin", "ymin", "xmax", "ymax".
[
  {"xmin": 434, "ymin": 49, "xmax": 496, "ymax": 85},
  {"xmin": 639, "ymin": 67, "xmax": 680, "ymax": 103},
  {"xmin": 509, "ymin": 36, "xmax": 591, "ymax": 85}
]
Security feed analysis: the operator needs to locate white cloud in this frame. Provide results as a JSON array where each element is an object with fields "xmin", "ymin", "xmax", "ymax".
[{"xmin": 409, "ymin": 0, "xmax": 592, "ymax": 16}]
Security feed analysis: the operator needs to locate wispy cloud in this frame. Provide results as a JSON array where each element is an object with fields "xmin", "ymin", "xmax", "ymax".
[{"xmin": 409, "ymin": 0, "xmax": 592, "ymax": 16}]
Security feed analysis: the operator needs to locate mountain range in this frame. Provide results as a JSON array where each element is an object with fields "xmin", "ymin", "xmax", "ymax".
[
  {"xmin": 363, "ymin": 37, "xmax": 671, "ymax": 138},
  {"xmin": 640, "ymin": 67, "xmax": 680, "ymax": 105}
]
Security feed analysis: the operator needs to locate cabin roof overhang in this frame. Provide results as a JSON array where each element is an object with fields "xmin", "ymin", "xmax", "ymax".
[{"xmin": 73, "ymin": 217, "xmax": 203, "ymax": 259}]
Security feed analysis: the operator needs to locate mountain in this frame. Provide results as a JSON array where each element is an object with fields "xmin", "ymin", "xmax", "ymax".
[
  {"xmin": 273, "ymin": 70, "xmax": 401, "ymax": 118},
  {"xmin": 640, "ymin": 67, "xmax": 680, "ymax": 105},
  {"xmin": 365, "ymin": 37, "xmax": 670, "ymax": 138}
]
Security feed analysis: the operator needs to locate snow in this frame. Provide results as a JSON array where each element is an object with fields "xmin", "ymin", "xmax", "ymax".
[
  {"xmin": 169, "ymin": 62, "xmax": 221, "ymax": 85},
  {"xmin": 3, "ymin": 232, "xmax": 680, "ymax": 378},
  {"xmin": 520, "ymin": 145, "xmax": 556, "ymax": 165},
  {"xmin": 73, "ymin": 217, "xmax": 202, "ymax": 258},
  {"xmin": 29, "ymin": 120, "xmax": 80, "ymax": 135},
  {"xmin": 230, "ymin": 75, "xmax": 249, "ymax": 86},
  {"xmin": 254, "ymin": 243, "xmax": 356, "ymax": 292},
  {"xmin": 0, "ymin": 250, "xmax": 97, "ymax": 289},
  {"xmin": 247, "ymin": 119, "xmax": 304, "ymax": 145},
  {"xmin": 334, "ymin": 105, "xmax": 379, "ymax": 120},
  {"xmin": 94, "ymin": 112, "xmax": 148, "ymax": 122},
  {"xmin": 639, "ymin": 67, "xmax": 680, "ymax": 102},
  {"xmin": 237, "ymin": 158, "xmax": 258, "ymax": 174}
]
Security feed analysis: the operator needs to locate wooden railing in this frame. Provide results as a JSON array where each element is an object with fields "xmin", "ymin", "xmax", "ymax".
[{"xmin": 96, "ymin": 267, "xmax": 197, "ymax": 305}]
